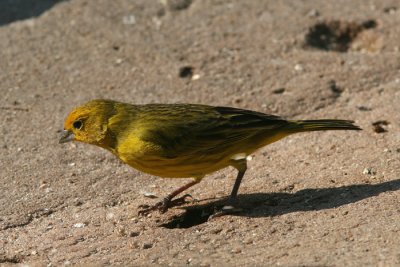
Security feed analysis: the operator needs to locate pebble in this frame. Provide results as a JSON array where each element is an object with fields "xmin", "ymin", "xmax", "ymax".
[
  {"xmin": 294, "ymin": 64, "xmax": 303, "ymax": 71},
  {"xmin": 231, "ymin": 247, "xmax": 242, "ymax": 254},
  {"xmin": 167, "ymin": 0, "xmax": 193, "ymax": 11},
  {"xmin": 130, "ymin": 217, "xmax": 138, "ymax": 223},
  {"xmin": 142, "ymin": 243, "xmax": 153, "ymax": 249},
  {"xmin": 272, "ymin": 88, "xmax": 285, "ymax": 94},
  {"xmin": 142, "ymin": 191, "xmax": 158, "ymax": 198},
  {"xmin": 130, "ymin": 231, "xmax": 140, "ymax": 237},
  {"xmin": 73, "ymin": 222, "xmax": 86, "ymax": 228},
  {"xmin": 122, "ymin": 15, "xmax": 136, "ymax": 25},
  {"xmin": 243, "ymin": 238, "xmax": 254, "ymax": 244},
  {"xmin": 106, "ymin": 212, "xmax": 115, "ymax": 220},
  {"xmin": 362, "ymin": 168, "xmax": 375, "ymax": 175},
  {"xmin": 191, "ymin": 74, "xmax": 201, "ymax": 80},
  {"xmin": 383, "ymin": 6, "xmax": 397, "ymax": 14},
  {"xmin": 307, "ymin": 9, "xmax": 320, "ymax": 17}
]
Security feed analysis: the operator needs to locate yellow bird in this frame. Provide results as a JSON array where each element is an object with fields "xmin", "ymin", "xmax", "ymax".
[{"xmin": 60, "ymin": 99, "xmax": 361, "ymax": 214}]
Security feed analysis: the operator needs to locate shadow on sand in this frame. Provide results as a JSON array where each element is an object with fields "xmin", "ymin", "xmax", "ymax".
[
  {"xmin": 161, "ymin": 179, "xmax": 400, "ymax": 228},
  {"xmin": 0, "ymin": 0, "xmax": 67, "ymax": 26}
]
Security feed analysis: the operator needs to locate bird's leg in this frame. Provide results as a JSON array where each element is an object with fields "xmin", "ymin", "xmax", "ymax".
[
  {"xmin": 162, "ymin": 180, "xmax": 200, "ymax": 208},
  {"xmin": 229, "ymin": 159, "xmax": 247, "ymax": 199},
  {"xmin": 138, "ymin": 179, "xmax": 200, "ymax": 216},
  {"xmin": 210, "ymin": 159, "xmax": 248, "ymax": 217},
  {"xmin": 208, "ymin": 160, "xmax": 248, "ymax": 219}
]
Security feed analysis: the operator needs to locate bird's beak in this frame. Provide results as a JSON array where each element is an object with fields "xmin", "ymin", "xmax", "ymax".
[{"xmin": 59, "ymin": 130, "xmax": 75, "ymax": 144}]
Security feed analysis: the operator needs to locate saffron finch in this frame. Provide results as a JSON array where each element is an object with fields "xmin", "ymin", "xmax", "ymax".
[{"xmin": 60, "ymin": 99, "xmax": 361, "ymax": 214}]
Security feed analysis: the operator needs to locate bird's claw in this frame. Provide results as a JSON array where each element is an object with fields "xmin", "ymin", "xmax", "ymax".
[
  {"xmin": 170, "ymin": 194, "xmax": 195, "ymax": 206},
  {"xmin": 208, "ymin": 205, "xmax": 243, "ymax": 220},
  {"xmin": 138, "ymin": 199, "xmax": 167, "ymax": 216},
  {"xmin": 138, "ymin": 194, "xmax": 195, "ymax": 216}
]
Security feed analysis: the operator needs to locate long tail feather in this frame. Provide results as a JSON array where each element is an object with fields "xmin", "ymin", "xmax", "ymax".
[{"xmin": 285, "ymin": 119, "xmax": 362, "ymax": 132}]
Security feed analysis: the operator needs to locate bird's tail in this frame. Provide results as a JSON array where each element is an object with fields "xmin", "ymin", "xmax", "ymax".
[{"xmin": 284, "ymin": 119, "xmax": 362, "ymax": 133}]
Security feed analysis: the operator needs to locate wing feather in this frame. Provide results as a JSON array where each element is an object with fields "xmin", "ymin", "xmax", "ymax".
[{"xmin": 137, "ymin": 104, "xmax": 288, "ymax": 158}]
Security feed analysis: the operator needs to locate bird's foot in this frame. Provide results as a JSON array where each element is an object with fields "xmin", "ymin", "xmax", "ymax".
[
  {"xmin": 138, "ymin": 194, "xmax": 194, "ymax": 216},
  {"xmin": 209, "ymin": 197, "xmax": 243, "ymax": 219}
]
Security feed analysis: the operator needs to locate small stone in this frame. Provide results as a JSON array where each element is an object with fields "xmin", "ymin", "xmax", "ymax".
[
  {"xmin": 234, "ymin": 98, "xmax": 243, "ymax": 104},
  {"xmin": 122, "ymin": 15, "xmax": 136, "ymax": 25},
  {"xmin": 116, "ymin": 226, "xmax": 127, "ymax": 236},
  {"xmin": 363, "ymin": 168, "xmax": 375, "ymax": 175},
  {"xmin": 130, "ymin": 231, "xmax": 140, "ymax": 237},
  {"xmin": 294, "ymin": 64, "xmax": 303, "ymax": 71},
  {"xmin": 307, "ymin": 9, "xmax": 320, "ymax": 17},
  {"xmin": 129, "ymin": 240, "xmax": 140, "ymax": 249},
  {"xmin": 372, "ymin": 120, "xmax": 389, "ymax": 133},
  {"xmin": 272, "ymin": 88, "xmax": 285, "ymax": 94},
  {"xmin": 73, "ymin": 199, "xmax": 83, "ymax": 206},
  {"xmin": 152, "ymin": 17, "xmax": 162, "ymax": 29},
  {"xmin": 222, "ymin": 205, "xmax": 235, "ymax": 211},
  {"xmin": 243, "ymin": 238, "xmax": 254, "ymax": 244},
  {"xmin": 73, "ymin": 222, "xmax": 86, "ymax": 228},
  {"xmin": 211, "ymin": 228, "xmax": 223, "ymax": 234},
  {"xmin": 383, "ymin": 6, "xmax": 397, "ymax": 14},
  {"xmin": 106, "ymin": 213, "xmax": 115, "ymax": 220},
  {"xmin": 143, "ymin": 243, "xmax": 153, "ymax": 249},
  {"xmin": 357, "ymin": 106, "xmax": 372, "ymax": 111},
  {"xmin": 179, "ymin": 66, "xmax": 194, "ymax": 78},
  {"xmin": 142, "ymin": 191, "xmax": 158, "ymax": 198},
  {"xmin": 231, "ymin": 247, "xmax": 242, "ymax": 254},
  {"xmin": 167, "ymin": 0, "xmax": 193, "ymax": 11},
  {"xmin": 191, "ymin": 74, "xmax": 201, "ymax": 80}
]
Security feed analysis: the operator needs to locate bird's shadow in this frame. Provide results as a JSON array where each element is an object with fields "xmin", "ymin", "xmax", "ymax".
[
  {"xmin": 0, "ymin": 0, "xmax": 67, "ymax": 26},
  {"xmin": 161, "ymin": 178, "xmax": 400, "ymax": 228}
]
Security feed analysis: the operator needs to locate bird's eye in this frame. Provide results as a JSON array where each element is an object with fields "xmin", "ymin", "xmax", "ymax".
[{"xmin": 72, "ymin": 120, "xmax": 83, "ymax": 130}]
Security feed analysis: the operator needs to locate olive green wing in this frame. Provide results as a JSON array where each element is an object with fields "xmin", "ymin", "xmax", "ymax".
[{"xmin": 138, "ymin": 104, "xmax": 288, "ymax": 158}]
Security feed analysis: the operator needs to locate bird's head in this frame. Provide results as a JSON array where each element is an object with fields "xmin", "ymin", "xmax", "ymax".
[{"xmin": 60, "ymin": 99, "xmax": 115, "ymax": 145}]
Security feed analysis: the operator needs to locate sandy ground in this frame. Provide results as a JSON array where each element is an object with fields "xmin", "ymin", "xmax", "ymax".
[{"xmin": 1, "ymin": 0, "xmax": 400, "ymax": 266}]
